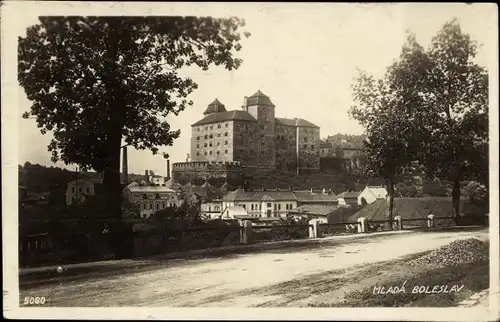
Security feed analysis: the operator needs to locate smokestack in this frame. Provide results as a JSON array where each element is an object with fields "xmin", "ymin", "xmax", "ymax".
[
  {"xmin": 145, "ymin": 170, "xmax": 149, "ymax": 183},
  {"xmin": 166, "ymin": 159, "xmax": 171, "ymax": 180},
  {"xmin": 122, "ymin": 147, "xmax": 128, "ymax": 184}
]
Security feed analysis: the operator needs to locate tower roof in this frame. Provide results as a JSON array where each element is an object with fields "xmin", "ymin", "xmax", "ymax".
[
  {"xmin": 247, "ymin": 90, "xmax": 275, "ymax": 107},
  {"xmin": 203, "ymin": 98, "xmax": 227, "ymax": 115}
]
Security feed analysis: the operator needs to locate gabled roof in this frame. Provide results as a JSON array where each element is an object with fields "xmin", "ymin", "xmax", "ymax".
[
  {"xmin": 338, "ymin": 191, "xmax": 361, "ymax": 199},
  {"xmin": 288, "ymin": 205, "xmax": 339, "ymax": 216},
  {"xmin": 192, "ymin": 110, "xmax": 257, "ymax": 127},
  {"xmin": 275, "ymin": 117, "xmax": 319, "ymax": 129},
  {"xmin": 203, "ymin": 98, "xmax": 227, "ymax": 115},
  {"xmin": 293, "ymin": 190, "xmax": 338, "ymax": 202},
  {"xmin": 246, "ymin": 90, "xmax": 275, "ymax": 107},
  {"xmin": 365, "ymin": 186, "xmax": 387, "ymax": 199},
  {"xmin": 223, "ymin": 189, "xmax": 298, "ymax": 202}
]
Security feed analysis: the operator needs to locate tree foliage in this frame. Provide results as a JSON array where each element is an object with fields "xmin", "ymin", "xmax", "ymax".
[{"xmin": 18, "ymin": 16, "xmax": 250, "ymax": 222}]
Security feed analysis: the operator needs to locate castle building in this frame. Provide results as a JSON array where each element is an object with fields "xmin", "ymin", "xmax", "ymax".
[{"xmin": 187, "ymin": 90, "xmax": 321, "ymax": 178}]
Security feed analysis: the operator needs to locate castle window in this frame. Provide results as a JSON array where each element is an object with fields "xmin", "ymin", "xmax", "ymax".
[
  {"xmin": 149, "ymin": 203, "xmax": 153, "ymax": 210},
  {"xmin": 204, "ymin": 126, "xmax": 208, "ymax": 130},
  {"xmin": 278, "ymin": 204, "xmax": 281, "ymax": 210},
  {"xmin": 209, "ymin": 151, "xmax": 212, "ymax": 155},
  {"xmin": 197, "ymin": 152, "xmax": 200, "ymax": 156},
  {"xmin": 217, "ymin": 151, "xmax": 220, "ymax": 155},
  {"xmin": 204, "ymin": 151, "xmax": 207, "ymax": 155},
  {"xmin": 143, "ymin": 194, "xmax": 148, "ymax": 200},
  {"xmin": 224, "ymin": 132, "xmax": 228, "ymax": 136},
  {"xmin": 225, "ymin": 149, "xmax": 228, "ymax": 154},
  {"xmin": 197, "ymin": 144, "xmax": 199, "ymax": 148},
  {"xmin": 225, "ymin": 123, "xmax": 228, "ymax": 127},
  {"xmin": 210, "ymin": 126, "xmax": 213, "ymax": 130},
  {"xmin": 209, "ymin": 143, "xmax": 212, "ymax": 147},
  {"xmin": 204, "ymin": 143, "xmax": 207, "ymax": 147},
  {"xmin": 209, "ymin": 134, "xmax": 213, "ymax": 139},
  {"xmin": 217, "ymin": 142, "xmax": 220, "ymax": 146},
  {"xmin": 311, "ymin": 145, "xmax": 314, "ymax": 149},
  {"xmin": 217, "ymin": 133, "xmax": 221, "ymax": 137},
  {"xmin": 218, "ymin": 124, "xmax": 221, "ymax": 129},
  {"xmin": 225, "ymin": 141, "xmax": 228, "ymax": 145},
  {"xmin": 197, "ymin": 136, "xmax": 200, "ymax": 140},
  {"xmin": 251, "ymin": 204, "xmax": 254, "ymax": 211},
  {"xmin": 204, "ymin": 135, "xmax": 208, "ymax": 139}
]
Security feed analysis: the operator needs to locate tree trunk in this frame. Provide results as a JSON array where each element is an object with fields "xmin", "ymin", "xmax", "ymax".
[
  {"xmin": 452, "ymin": 177, "xmax": 461, "ymax": 225},
  {"xmin": 385, "ymin": 179, "xmax": 395, "ymax": 231}
]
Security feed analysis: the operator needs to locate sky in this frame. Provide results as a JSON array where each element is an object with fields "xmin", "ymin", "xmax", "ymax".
[{"xmin": 3, "ymin": 2, "xmax": 497, "ymax": 176}]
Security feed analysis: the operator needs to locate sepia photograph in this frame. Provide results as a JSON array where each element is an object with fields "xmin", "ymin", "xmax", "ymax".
[{"xmin": 2, "ymin": 1, "xmax": 499, "ymax": 321}]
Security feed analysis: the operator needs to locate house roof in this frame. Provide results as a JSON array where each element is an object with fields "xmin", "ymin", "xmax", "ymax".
[
  {"xmin": 366, "ymin": 186, "xmax": 387, "ymax": 199},
  {"xmin": 289, "ymin": 205, "xmax": 339, "ymax": 216},
  {"xmin": 126, "ymin": 184, "xmax": 176, "ymax": 193},
  {"xmin": 192, "ymin": 110, "xmax": 257, "ymax": 127},
  {"xmin": 203, "ymin": 98, "xmax": 227, "ymax": 115},
  {"xmin": 338, "ymin": 191, "xmax": 361, "ymax": 198},
  {"xmin": 293, "ymin": 190, "xmax": 338, "ymax": 202},
  {"xmin": 275, "ymin": 117, "xmax": 319, "ymax": 129},
  {"xmin": 223, "ymin": 189, "xmax": 298, "ymax": 202},
  {"xmin": 246, "ymin": 90, "xmax": 275, "ymax": 107}
]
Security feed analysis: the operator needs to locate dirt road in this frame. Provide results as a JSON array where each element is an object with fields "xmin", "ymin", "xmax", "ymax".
[{"xmin": 20, "ymin": 229, "xmax": 489, "ymax": 307}]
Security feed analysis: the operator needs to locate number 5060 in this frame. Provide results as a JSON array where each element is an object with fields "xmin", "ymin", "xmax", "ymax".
[{"xmin": 23, "ymin": 296, "xmax": 46, "ymax": 305}]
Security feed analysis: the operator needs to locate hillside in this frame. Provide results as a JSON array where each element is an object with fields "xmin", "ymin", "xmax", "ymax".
[{"xmin": 347, "ymin": 198, "xmax": 485, "ymax": 224}]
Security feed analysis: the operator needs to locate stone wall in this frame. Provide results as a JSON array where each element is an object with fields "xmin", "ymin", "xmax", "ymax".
[
  {"xmin": 191, "ymin": 121, "xmax": 235, "ymax": 162},
  {"xmin": 297, "ymin": 127, "xmax": 321, "ymax": 172},
  {"xmin": 232, "ymin": 120, "xmax": 259, "ymax": 167},
  {"xmin": 275, "ymin": 124, "xmax": 298, "ymax": 172}
]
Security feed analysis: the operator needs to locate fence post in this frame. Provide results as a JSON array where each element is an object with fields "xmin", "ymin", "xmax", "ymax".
[
  {"xmin": 309, "ymin": 219, "xmax": 321, "ymax": 238},
  {"xmin": 357, "ymin": 217, "xmax": 367, "ymax": 233},
  {"xmin": 242, "ymin": 220, "xmax": 253, "ymax": 244},
  {"xmin": 427, "ymin": 214, "xmax": 435, "ymax": 228},
  {"xmin": 394, "ymin": 216, "xmax": 403, "ymax": 230}
]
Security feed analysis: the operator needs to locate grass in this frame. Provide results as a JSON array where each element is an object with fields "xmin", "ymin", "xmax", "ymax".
[{"xmin": 309, "ymin": 259, "xmax": 489, "ymax": 307}]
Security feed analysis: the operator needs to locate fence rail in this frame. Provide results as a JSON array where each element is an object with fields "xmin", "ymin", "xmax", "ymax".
[
  {"xmin": 253, "ymin": 224, "xmax": 312, "ymax": 229},
  {"xmin": 319, "ymin": 222, "xmax": 361, "ymax": 226}
]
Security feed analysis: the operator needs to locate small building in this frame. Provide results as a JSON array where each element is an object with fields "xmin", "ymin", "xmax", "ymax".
[
  {"xmin": 123, "ymin": 182, "xmax": 180, "ymax": 218},
  {"xmin": 288, "ymin": 205, "xmax": 340, "ymax": 223},
  {"xmin": 223, "ymin": 205, "xmax": 249, "ymax": 219},
  {"xmin": 358, "ymin": 185, "xmax": 387, "ymax": 205},
  {"xmin": 338, "ymin": 191, "xmax": 361, "ymax": 206},
  {"xmin": 65, "ymin": 178, "xmax": 103, "ymax": 206},
  {"xmin": 222, "ymin": 188, "xmax": 298, "ymax": 218}
]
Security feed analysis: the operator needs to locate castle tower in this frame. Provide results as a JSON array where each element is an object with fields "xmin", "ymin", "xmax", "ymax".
[
  {"xmin": 246, "ymin": 90, "xmax": 276, "ymax": 169},
  {"xmin": 203, "ymin": 98, "xmax": 227, "ymax": 115}
]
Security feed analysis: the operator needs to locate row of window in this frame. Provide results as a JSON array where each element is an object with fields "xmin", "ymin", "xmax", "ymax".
[
  {"xmin": 197, "ymin": 132, "xmax": 229, "ymax": 140},
  {"xmin": 197, "ymin": 140, "xmax": 229, "ymax": 148},
  {"xmin": 196, "ymin": 123, "xmax": 230, "ymax": 132},
  {"xmin": 196, "ymin": 149, "xmax": 229, "ymax": 156},
  {"xmin": 139, "ymin": 201, "xmax": 177, "ymax": 211},
  {"xmin": 141, "ymin": 193, "xmax": 176, "ymax": 200},
  {"xmin": 71, "ymin": 186, "xmax": 90, "ymax": 194},
  {"xmin": 234, "ymin": 203, "xmax": 295, "ymax": 211}
]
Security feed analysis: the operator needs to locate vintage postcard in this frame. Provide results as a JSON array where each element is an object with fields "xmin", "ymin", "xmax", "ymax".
[{"xmin": 2, "ymin": 1, "xmax": 499, "ymax": 320}]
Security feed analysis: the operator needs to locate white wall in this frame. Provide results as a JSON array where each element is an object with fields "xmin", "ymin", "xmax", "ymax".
[{"xmin": 222, "ymin": 200, "xmax": 297, "ymax": 218}]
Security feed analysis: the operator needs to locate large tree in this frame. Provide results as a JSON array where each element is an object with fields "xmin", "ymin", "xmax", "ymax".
[
  {"xmin": 350, "ymin": 34, "xmax": 431, "ymax": 228},
  {"xmin": 18, "ymin": 17, "xmax": 249, "ymax": 213},
  {"xmin": 417, "ymin": 19, "xmax": 489, "ymax": 220}
]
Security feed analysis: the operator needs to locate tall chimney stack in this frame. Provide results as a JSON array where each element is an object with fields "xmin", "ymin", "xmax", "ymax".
[
  {"xmin": 145, "ymin": 169, "xmax": 149, "ymax": 183},
  {"xmin": 166, "ymin": 159, "xmax": 171, "ymax": 180},
  {"xmin": 122, "ymin": 147, "xmax": 128, "ymax": 184}
]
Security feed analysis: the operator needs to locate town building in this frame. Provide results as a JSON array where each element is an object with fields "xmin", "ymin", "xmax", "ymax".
[
  {"xmin": 358, "ymin": 185, "xmax": 388, "ymax": 205},
  {"xmin": 122, "ymin": 182, "xmax": 180, "ymax": 218},
  {"xmin": 222, "ymin": 188, "xmax": 298, "ymax": 219},
  {"xmin": 65, "ymin": 178, "xmax": 103, "ymax": 206},
  {"xmin": 338, "ymin": 191, "xmax": 362, "ymax": 206},
  {"xmin": 172, "ymin": 90, "xmax": 321, "ymax": 185},
  {"xmin": 294, "ymin": 189, "xmax": 339, "ymax": 206}
]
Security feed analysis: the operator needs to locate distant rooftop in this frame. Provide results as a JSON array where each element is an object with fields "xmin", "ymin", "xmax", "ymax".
[
  {"xmin": 203, "ymin": 98, "xmax": 227, "ymax": 115},
  {"xmin": 246, "ymin": 90, "xmax": 275, "ymax": 107}
]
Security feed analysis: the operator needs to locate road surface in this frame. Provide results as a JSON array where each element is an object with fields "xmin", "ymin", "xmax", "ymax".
[{"xmin": 20, "ymin": 229, "xmax": 489, "ymax": 307}]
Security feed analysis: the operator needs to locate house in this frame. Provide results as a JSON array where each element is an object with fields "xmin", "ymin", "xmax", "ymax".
[
  {"xmin": 122, "ymin": 182, "xmax": 180, "ymax": 218},
  {"xmin": 294, "ymin": 188, "xmax": 338, "ymax": 206},
  {"xmin": 222, "ymin": 188, "xmax": 298, "ymax": 219},
  {"xmin": 358, "ymin": 185, "xmax": 387, "ymax": 205},
  {"xmin": 287, "ymin": 205, "xmax": 340, "ymax": 223},
  {"xmin": 222, "ymin": 205, "xmax": 249, "ymax": 219},
  {"xmin": 337, "ymin": 191, "xmax": 361, "ymax": 206},
  {"xmin": 65, "ymin": 178, "xmax": 103, "ymax": 206}
]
